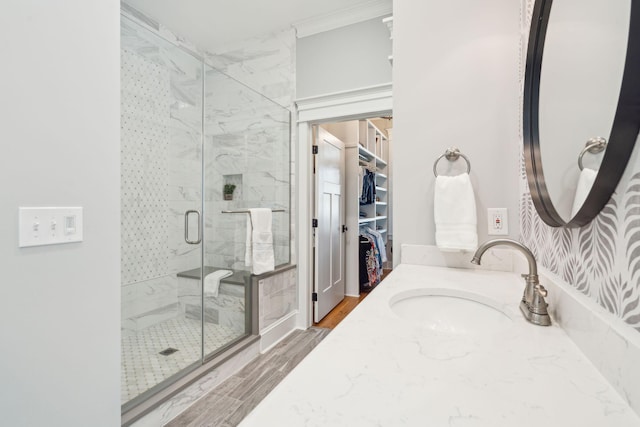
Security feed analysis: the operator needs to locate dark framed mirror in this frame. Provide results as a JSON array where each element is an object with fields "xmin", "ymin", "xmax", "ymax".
[{"xmin": 524, "ymin": 0, "xmax": 640, "ymax": 227}]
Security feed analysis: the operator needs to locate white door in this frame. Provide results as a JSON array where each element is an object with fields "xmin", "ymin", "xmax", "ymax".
[{"xmin": 313, "ymin": 126, "xmax": 346, "ymax": 322}]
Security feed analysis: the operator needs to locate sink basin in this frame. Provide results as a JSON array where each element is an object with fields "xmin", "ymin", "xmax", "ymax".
[{"xmin": 389, "ymin": 288, "xmax": 513, "ymax": 335}]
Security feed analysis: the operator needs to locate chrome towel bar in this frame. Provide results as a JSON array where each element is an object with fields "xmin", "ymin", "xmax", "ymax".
[
  {"xmin": 221, "ymin": 209, "xmax": 285, "ymax": 229},
  {"xmin": 221, "ymin": 209, "xmax": 286, "ymax": 214}
]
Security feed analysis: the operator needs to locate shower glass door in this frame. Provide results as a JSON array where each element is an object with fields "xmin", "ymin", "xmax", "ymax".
[
  {"xmin": 200, "ymin": 65, "xmax": 292, "ymax": 358},
  {"xmin": 120, "ymin": 15, "xmax": 204, "ymax": 407},
  {"xmin": 120, "ymin": 9, "xmax": 291, "ymax": 411}
]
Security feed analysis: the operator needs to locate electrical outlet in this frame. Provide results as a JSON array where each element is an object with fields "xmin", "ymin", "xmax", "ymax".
[{"xmin": 487, "ymin": 208, "xmax": 508, "ymax": 235}]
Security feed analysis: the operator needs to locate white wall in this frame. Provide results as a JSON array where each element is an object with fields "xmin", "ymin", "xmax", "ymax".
[
  {"xmin": 393, "ymin": 0, "xmax": 521, "ymax": 264},
  {"xmin": 296, "ymin": 17, "xmax": 392, "ymax": 99},
  {"xmin": 0, "ymin": 2, "xmax": 121, "ymax": 426}
]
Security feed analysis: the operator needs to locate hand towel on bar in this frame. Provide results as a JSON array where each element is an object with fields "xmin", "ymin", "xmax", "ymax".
[
  {"xmin": 570, "ymin": 167, "xmax": 597, "ymax": 218},
  {"xmin": 434, "ymin": 173, "xmax": 478, "ymax": 252},
  {"xmin": 204, "ymin": 269, "xmax": 233, "ymax": 298},
  {"xmin": 244, "ymin": 208, "xmax": 275, "ymax": 275}
]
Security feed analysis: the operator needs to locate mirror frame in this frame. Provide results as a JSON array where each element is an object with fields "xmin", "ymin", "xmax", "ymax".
[{"xmin": 524, "ymin": 0, "xmax": 640, "ymax": 227}]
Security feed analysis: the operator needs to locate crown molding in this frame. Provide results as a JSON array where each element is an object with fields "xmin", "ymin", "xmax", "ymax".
[
  {"xmin": 296, "ymin": 83, "xmax": 392, "ymax": 123},
  {"xmin": 293, "ymin": 0, "xmax": 392, "ymax": 38}
]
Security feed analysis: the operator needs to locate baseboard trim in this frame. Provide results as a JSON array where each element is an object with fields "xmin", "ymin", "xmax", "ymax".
[{"xmin": 260, "ymin": 311, "xmax": 300, "ymax": 353}]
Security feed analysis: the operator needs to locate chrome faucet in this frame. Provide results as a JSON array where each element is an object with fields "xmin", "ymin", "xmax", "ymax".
[{"xmin": 471, "ymin": 239, "xmax": 551, "ymax": 326}]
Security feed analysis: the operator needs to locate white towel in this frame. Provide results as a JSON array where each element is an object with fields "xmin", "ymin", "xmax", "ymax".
[
  {"xmin": 204, "ymin": 269, "xmax": 233, "ymax": 298},
  {"xmin": 434, "ymin": 173, "xmax": 478, "ymax": 252},
  {"xmin": 244, "ymin": 208, "xmax": 275, "ymax": 275},
  {"xmin": 570, "ymin": 167, "xmax": 598, "ymax": 218}
]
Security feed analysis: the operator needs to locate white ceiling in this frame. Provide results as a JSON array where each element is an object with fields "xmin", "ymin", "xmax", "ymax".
[{"xmin": 124, "ymin": 0, "xmax": 391, "ymax": 52}]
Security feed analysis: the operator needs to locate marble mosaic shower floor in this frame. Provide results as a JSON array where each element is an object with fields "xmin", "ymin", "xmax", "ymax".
[{"xmin": 121, "ymin": 316, "xmax": 241, "ymax": 403}]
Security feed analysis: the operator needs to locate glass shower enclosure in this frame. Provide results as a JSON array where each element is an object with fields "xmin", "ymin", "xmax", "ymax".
[{"xmin": 120, "ymin": 14, "xmax": 291, "ymax": 410}]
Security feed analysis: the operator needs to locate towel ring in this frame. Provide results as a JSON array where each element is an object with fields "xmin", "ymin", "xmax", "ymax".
[
  {"xmin": 578, "ymin": 137, "xmax": 607, "ymax": 171},
  {"xmin": 433, "ymin": 147, "xmax": 471, "ymax": 177}
]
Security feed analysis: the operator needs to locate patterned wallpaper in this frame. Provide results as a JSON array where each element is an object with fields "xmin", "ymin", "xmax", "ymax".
[
  {"xmin": 121, "ymin": 48, "xmax": 170, "ymax": 285},
  {"xmin": 518, "ymin": 0, "xmax": 640, "ymax": 332}
]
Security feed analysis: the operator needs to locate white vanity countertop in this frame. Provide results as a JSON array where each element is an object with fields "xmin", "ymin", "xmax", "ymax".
[{"xmin": 239, "ymin": 264, "xmax": 640, "ymax": 427}]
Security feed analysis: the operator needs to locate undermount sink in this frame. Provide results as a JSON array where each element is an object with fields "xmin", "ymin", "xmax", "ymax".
[{"xmin": 389, "ymin": 288, "xmax": 513, "ymax": 334}]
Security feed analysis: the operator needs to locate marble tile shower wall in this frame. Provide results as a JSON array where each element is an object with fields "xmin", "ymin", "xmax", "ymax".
[
  {"xmin": 204, "ymin": 29, "xmax": 296, "ymax": 110},
  {"xmin": 204, "ymin": 68, "xmax": 291, "ymax": 270},
  {"xmin": 258, "ymin": 268, "xmax": 297, "ymax": 331},
  {"xmin": 518, "ymin": 0, "xmax": 640, "ymax": 332},
  {"xmin": 121, "ymin": 21, "xmax": 203, "ymax": 330},
  {"xmin": 121, "ymin": 48, "xmax": 170, "ymax": 286},
  {"xmin": 205, "ymin": 29, "xmax": 297, "ymax": 265}
]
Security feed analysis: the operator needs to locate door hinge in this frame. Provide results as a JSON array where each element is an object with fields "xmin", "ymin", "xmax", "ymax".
[
  {"xmin": 312, "ymin": 292, "xmax": 318, "ymax": 302},
  {"xmin": 312, "ymin": 145, "xmax": 318, "ymax": 154},
  {"xmin": 312, "ymin": 218, "xmax": 318, "ymax": 228}
]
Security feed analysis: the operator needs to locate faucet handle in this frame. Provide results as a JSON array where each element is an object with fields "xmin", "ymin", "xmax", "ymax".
[{"xmin": 535, "ymin": 284, "xmax": 548, "ymax": 297}]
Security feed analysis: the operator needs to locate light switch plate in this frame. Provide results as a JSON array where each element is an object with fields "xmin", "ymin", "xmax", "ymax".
[{"xmin": 19, "ymin": 207, "xmax": 83, "ymax": 247}]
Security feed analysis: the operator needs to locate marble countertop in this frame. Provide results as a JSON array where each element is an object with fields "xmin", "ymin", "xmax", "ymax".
[{"xmin": 239, "ymin": 264, "xmax": 640, "ymax": 426}]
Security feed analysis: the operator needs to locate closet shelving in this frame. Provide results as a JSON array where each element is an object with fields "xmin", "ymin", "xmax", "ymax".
[
  {"xmin": 321, "ymin": 119, "xmax": 391, "ymax": 296},
  {"xmin": 357, "ymin": 121, "xmax": 389, "ymax": 240}
]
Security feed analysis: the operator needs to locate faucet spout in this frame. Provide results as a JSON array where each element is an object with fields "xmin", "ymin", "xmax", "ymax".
[
  {"xmin": 470, "ymin": 239, "xmax": 550, "ymax": 326},
  {"xmin": 471, "ymin": 238, "xmax": 537, "ymax": 276}
]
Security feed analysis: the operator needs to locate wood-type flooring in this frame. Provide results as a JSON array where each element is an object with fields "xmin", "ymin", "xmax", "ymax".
[
  {"xmin": 169, "ymin": 269, "xmax": 390, "ymax": 426},
  {"xmin": 167, "ymin": 327, "xmax": 330, "ymax": 426}
]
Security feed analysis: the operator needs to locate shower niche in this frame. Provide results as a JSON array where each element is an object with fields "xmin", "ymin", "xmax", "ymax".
[{"xmin": 223, "ymin": 174, "xmax": 242, "ymax": 201}]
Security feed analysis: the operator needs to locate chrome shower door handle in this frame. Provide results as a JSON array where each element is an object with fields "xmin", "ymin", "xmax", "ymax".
[{"xmin": 184, "ymin": 210, "xmax": 202, "ymax": 244}]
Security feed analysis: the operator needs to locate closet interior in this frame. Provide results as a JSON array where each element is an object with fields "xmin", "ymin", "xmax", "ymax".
[{"xmin": 321, "ymin": 118, "xmax": 393, "ymax": 297}]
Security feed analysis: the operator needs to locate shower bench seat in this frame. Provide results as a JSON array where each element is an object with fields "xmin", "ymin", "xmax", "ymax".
[{"xmin": 177, "ymin": 267, "xmax": 251, "ymax": 333}]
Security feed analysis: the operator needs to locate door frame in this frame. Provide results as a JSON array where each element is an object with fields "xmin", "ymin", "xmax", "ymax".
[
  {"xmin": 313, "ymin": 126, "xmax": 346, "ymax": 322},
  {"xmin": 295, "ymin": 83, "xmax": 393, "ymax": 328}
]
